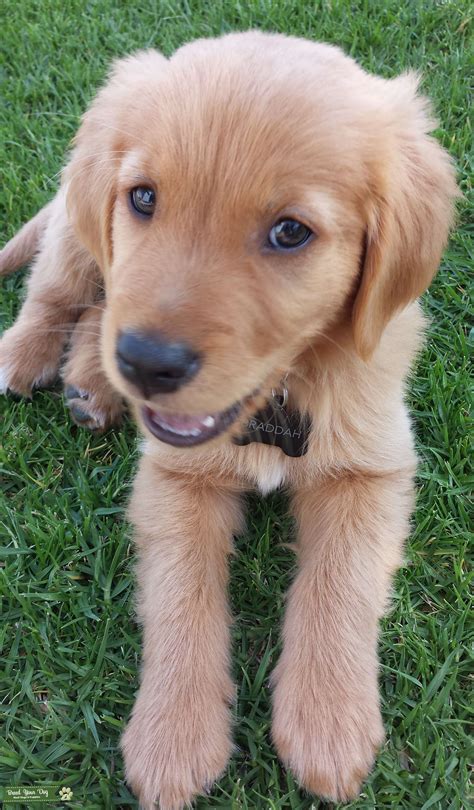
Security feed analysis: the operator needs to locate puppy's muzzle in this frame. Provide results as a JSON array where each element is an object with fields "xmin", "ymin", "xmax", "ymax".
[{"xmin": 116, "ymin": 329, "xmax": 201, "ymax": 398}]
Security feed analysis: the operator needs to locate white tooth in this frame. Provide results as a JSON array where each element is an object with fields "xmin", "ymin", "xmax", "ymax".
[
  {"xmin": 152, "ymin": 414, "xmax": 204, "ymax": 438},
  {"xmin": 202, "ymin": 416, "xmax": 215, "ymax": 428},
  {"xmin": 167, "ymin": 426, "xmax": 203, "ymax": 437}
]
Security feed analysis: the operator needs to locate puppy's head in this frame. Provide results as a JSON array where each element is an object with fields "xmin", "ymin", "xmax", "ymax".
[{"xmin": 65, "ymin": 33, "xmax": 458, "ymax": 448}]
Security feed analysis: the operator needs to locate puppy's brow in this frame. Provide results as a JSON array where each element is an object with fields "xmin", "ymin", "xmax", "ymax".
[
  {"xmin": 119, "ymin": 171, "xmax": 155, "ymax": 188},
  {"xmin": 263, "ymin": 191, "xmax": 338, "ymax": 230},
  {"xmin": 118, "ymin": 150, "xmax": 155, "ymax": 187},
  {"xmin": 128, "ymin": 173, "xmax": 155, "ymax": 188}
]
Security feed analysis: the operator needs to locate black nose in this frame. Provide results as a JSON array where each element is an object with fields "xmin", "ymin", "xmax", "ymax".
[{"xmin": 116, "ymin": 330, "xmax": 201, "ymax": 396}]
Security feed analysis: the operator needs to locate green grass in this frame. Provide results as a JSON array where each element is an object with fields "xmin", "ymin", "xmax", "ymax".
[{"xmin": 0, "ymin": 1, "xmax": 472, "ymax": 808}]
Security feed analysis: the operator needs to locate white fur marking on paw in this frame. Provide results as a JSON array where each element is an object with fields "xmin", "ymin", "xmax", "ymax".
[
  {"xmin": 0, "ymin": 367, "xmax": 11, "ymax": 394},
  {"xmin": 140, "ymin": 438, "xmax": 154, "ymax": 454}
]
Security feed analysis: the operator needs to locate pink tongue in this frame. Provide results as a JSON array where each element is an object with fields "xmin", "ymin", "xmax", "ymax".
[{"xmin": 152, "ymin": 410, "xmax": 210, "ymax": 431}]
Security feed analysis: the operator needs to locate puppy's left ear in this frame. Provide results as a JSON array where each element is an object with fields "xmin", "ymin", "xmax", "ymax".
[{"xmin": 352, "ymin": 74, "xmax": 459, "ymax": 360}]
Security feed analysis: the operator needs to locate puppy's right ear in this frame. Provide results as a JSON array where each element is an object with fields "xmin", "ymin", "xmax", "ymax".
[
  {"xmin": 64, "ymin": 50, "xmax": 167, "ymax": 272},
  {"xmin": 64, "ymin": 113, "xmax": 116, "ymax": 272}
]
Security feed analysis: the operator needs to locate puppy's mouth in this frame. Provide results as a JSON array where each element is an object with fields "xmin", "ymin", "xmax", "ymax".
[{"xmin": 141, "ymin": 402, "xmax": 242, "ymax": 447}]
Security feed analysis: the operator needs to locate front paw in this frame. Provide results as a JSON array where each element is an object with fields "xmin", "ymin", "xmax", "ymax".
[
  {"xmin": 121, "ymin": 693, "xmax": 232, "ymax": 810},
  {"xmin": 272, "ymin": 665, "xmax": 384, "ymax": 802},
  {"xmin": 64, "ymin": 384, "xmax": 123, "ymax": 431},
  {"xmin": 0, "ymin": 326, "xmax": 59, "ymax": 396},
  {"xmin": 62, "ymin": 341, "xmax": 124, "ymax": 430}
]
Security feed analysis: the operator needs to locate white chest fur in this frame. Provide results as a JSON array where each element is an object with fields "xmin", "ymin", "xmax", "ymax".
[
  {"xmin": 141, "ymin": 437, "xmax": 288, "ymax": 495},
  {"xmin": 255, "ymin": 455, "xmax": 287, "ymax": 495}
]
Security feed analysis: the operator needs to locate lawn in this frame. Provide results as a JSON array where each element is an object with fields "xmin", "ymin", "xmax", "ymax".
[{"xmin": 0, "ymin": 1, "xmax": 472, "ymax": 808}]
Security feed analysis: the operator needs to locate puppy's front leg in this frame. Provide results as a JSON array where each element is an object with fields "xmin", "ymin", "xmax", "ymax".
[
  {"xmin": 62, "ymin": 303, "xmax": 124, "ymax": 431},
  {"xmin": 122, "ymin": 454, "xmax": 243, "ymax": 810},
  {"xmin": 272, "ymin": 471, "xmax": 413, "ymax": 802}
]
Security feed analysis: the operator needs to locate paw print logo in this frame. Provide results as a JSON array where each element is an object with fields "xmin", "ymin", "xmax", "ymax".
[{"xmin": 59, "ymin": 786, "xmax": 73, "ymax": 801}]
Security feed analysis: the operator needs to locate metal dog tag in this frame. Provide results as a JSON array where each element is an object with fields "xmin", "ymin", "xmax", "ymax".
[{"xmin": 233, "ymin": 401, "xmax": 311, "ymax": 457}]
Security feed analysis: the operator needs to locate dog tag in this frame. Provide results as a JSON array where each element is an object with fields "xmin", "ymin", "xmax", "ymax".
[{"xmin": 233, "ymin": 402, "xmax": 311, "ymax": 457}]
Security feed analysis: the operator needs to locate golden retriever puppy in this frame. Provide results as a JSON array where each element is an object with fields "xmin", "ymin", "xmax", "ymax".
[{"xmin": 0, "ymin": 32, "xmax": 458, "ymax": 809}]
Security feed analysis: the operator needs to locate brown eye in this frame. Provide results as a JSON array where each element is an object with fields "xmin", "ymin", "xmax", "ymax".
[
  {"xmin": 130, "ymin": 186, "xmax": 156, "ymax": 217},
  {"xmin": 268, "ymin": 218, "xmax": 313, "ymax": 250}
]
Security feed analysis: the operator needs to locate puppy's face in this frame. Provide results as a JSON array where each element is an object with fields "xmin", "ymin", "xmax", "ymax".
[
  {"xmin": 66, "ymin": 34, "xmax": 457, "ymax": 447},
  {"xmin": 103, "ymin": 74, "xmax": 366, "ymax": 447}
]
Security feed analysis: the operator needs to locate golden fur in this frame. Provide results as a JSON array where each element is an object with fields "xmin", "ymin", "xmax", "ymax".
[{"xmin": 0, "ymin": 32, "xmax": 458, "ymax": 809}]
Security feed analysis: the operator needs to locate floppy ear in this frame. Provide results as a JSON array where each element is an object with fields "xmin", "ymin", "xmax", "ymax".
[
  {"xmin": 64, "ymin": 124, "xmax": 116, "ymax": 272},
  {"xmin": 64, "ymin": 50, "xmax": 167, "ymax": 272},
  {"xmin": 352, "ymin": 74, "xmax": 459, "ymax": 360}
]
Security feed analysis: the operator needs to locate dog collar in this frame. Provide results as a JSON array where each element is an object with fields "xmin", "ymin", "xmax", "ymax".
[{"xmin": 233, "ymin": 381, "xmax": 311, "ymax": 457}]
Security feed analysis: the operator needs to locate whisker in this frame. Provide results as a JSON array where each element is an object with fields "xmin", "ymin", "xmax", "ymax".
[
  {"xmin": 48, "ymin": 155, "xmax": 125, "ymax": 185},
  {"xmin": 316, "ymin": 332, "xmax": 358, "ymax": 364},
  {"xmin": 66, "ymin": 149, "xmax": 129, "ymax": 162},
  {"xmin": 74, "ymin": 303, "xmax": 106, "ymax": 312},
  {"xmin": 12, "ymin": 327, "xmax": 104, "ymax": 338},
  {"xmin": 87, "ymin": 116, "xmax": 147, "ymax": 144}
]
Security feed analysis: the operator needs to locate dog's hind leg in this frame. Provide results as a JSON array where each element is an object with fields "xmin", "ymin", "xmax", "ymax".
[
  {"xmin": 62, "ymin": 302, "xmax": 125, "ymax": 431},
  {"xmin": 0, "ymin": 189, "xmax": 99, "ymax": 396},
  {"xmin": 0, "ymin": 202, "xmax": 52, "ymax": 276}
]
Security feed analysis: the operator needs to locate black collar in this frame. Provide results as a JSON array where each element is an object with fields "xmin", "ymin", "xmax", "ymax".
[{"xmin": 233, "ymin": 392, "xmax": 311, "ymax": 457}]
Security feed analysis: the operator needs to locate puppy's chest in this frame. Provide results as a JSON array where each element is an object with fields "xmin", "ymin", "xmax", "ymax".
[
  {"xmin": 234, "ymin": 397, "xmax": 312, "ymax": 494},
  {"xmin": 254, "ymin": 455, "xmax": 288, "ymax": 495},
  {"xmin": 233, "ymin": 439, "xmax": 299, "ymax": 495}
]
